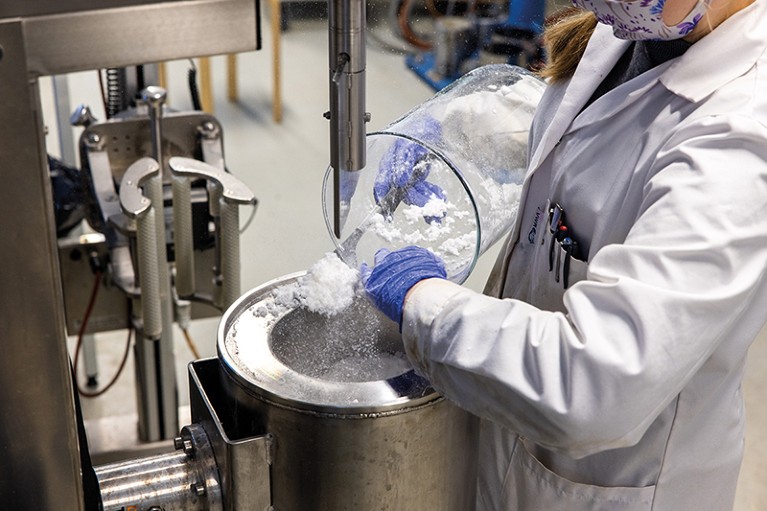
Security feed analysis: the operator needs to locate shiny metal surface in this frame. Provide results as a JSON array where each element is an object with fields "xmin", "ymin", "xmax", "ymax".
[
  {"xmin": 219, "ymin": 273, "xmax": 436, "ymax": 413},
  {"xmin": 96, "ymin": 423, "xmax": 223, "ymax": 511},
  {"xmin": 216, "ymin": 274, "xmax": 479, "ymax": 510},
  {"xmin": 169, "ymin": 157, "xmax": 256, "ymax": 205},
  {"xmin": 119, "ymin": 157, "xmax": 158, "ymax": 219},
  {"xmin": 189, "ymin": 359, "xmax": 273, "ymax": 511},
  {"xmin": 143, "ymin": 86, "xmax": 167, "ymax": 173},
  {"xmin": 328, "ymin": 0, "xmax": 368, "ymax": 236},
  {"xmin": 328, "ymin": 0, "xmax": 367, "ymax": 169},
  {"xmin": 0, "ymin": 20, "xmax": 85, "ymax": 509},
  {"xmin": 20, "ymin": 0, "xmax": 260, "ymax": 76},
  {"xmin": 0, "ymin": 2, "xmax": 259, "ymax": 504}
]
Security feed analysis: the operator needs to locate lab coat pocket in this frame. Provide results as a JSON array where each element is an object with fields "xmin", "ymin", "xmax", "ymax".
[
  {"xmin": 534, "ymin": 240, "xmax": 589, "ymax": 313},
  {"xmin": 501, "ymin": 440, "xmax": 655, "ymax": 511}
]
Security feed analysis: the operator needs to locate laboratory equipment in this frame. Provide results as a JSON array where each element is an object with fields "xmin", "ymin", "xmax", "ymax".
[
  {"xmin": 0, "ymin": 2, "xmax": 259, "ymax": 507},
  {"xmin": 400, "ymin": 0, "xmax": 547, "ymax": 90},
  {"xmin": 1, "ymin": 0, "xmax": 480, "ymax": 508},
  {"xmin": 327, "ymin": 0, "xmax": 370, "ymax": 236},
  {"xmin": 325, "ymin": 64, "xmax": 546, "ymax": 282},
  {"xmin": 96, "ymin": 272, "xmax": 479, "ymax": 510}
]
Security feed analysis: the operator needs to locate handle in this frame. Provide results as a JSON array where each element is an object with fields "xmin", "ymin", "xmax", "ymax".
[
  {"xmin": 119, "ymin": 157, "xmax": 163, "ymax": 340},
  {"xmin": 169, "ymin": 157, "xmax": 256, "ymax": 309}
]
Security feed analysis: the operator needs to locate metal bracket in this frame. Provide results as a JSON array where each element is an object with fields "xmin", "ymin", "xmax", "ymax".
[{"xmin": 169, "ymin": 156, "xmax": 256, "ymax": 206}]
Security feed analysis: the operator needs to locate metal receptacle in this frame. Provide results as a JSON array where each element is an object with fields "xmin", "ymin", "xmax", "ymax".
[{"xmin": 208, "ymin": 273, "xmax": 480, "ymax": 510}]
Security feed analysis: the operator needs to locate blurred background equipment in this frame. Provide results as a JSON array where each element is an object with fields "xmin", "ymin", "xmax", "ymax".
[{"xmin": 394, "ymin": 0, "xmax": 546, "ymax": 89}]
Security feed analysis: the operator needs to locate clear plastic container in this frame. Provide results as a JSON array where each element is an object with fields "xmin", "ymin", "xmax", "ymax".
[{"xmin": 323, "ymin": 64, "xmax": 546, "ymax": 283}]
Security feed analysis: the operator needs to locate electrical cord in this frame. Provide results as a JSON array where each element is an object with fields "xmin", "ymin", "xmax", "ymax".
[
  {"xmin": 97, "ymin": 70, "xmax": 108, "ymax": 119},
  {"xmin": 72, "ymin": 271, "xmax": 134, "ymax": 398},
  {"xmin": 181, "ymin": 327, "xmax": 202, "ymax": 360},
  {"xmin": 188, "ymin": 59, "xmax": 203, "ymax": 111},
  {"xmin": 240, "ymin": 202, "xmax": 258, "ymax": 234}
]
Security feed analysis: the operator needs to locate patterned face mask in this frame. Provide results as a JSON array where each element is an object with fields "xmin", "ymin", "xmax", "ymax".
[{"xmin": 572, "ymin": 0, "xmax": 709, "ymax": 40}]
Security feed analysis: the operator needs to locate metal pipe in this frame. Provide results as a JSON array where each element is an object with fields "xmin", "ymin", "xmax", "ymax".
[
  {"xmin": 96, "ymin": 424, "xmax": 223, "ymax": 511},
  {"xmin": 328, "ymin": 0, "xmax": 368, "ymax": 236},
  {"xmin": 141, "ymin": 86, "xmax": 180, "ymax": 440},
  {"xmin": 172, "ymin": 175, "xmax": 196, "ymax": 298},
  {"xmin": 144, "ymin": 86, "xmax": 167, "ymax": 172}
]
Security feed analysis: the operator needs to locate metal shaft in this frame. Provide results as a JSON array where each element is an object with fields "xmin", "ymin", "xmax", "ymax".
[
  {"xmin": 144, "ymin": 86, "xmax": 167, "ymax": 173},
  {"xmin": 96, "ymin": 424, "xmax": 223, "ymax": 511},
  {"xmin": 329, "ymin": 0, "xmax": 367, "ymax": 236},
  {"xmin": 172, "ymin": 175, "xmax": 196, "ymax": 298}
]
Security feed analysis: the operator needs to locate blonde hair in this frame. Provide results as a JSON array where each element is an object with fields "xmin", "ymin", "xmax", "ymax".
[{"xmin": 538, "ymin": 9, "xmax": 598, "ymax": 83}]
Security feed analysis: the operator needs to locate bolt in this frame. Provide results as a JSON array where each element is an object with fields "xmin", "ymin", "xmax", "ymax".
[
  {"xmin": 198, "ymin": 121, "xmax": 220, "ymax": 140},
  {"xmin": 183, "ymin": 438, "xmax": 194, "ymax": 456},
  {"xmin": 190, "ymin": 482, "xmax": 206, "ymax": 496},
  {"xmin": 173, "ymin": 436, "xmax": 184, "ymax": 450},
  {"xmin": 84, "ymin": 132, "xmax": 104, "ymax": 150},
  {"xmin": 142, "ymin": 85, "xmax": 167, "ymax": 106},
  {"xmin": 70, "ymin": 104, "xmax": 97, "ymax": 127}
]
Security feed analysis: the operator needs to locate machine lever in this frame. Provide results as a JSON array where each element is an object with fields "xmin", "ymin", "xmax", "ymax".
[
  {"xmin": 169, "ymin": 157, "xmax": 256, "ymax": 309},
  {"xmin": 169, "ymin": 156, "xmax": 256, "ymax": 205},
  {"xmin": 119, "ymin": 157, "xmax": 164, "ymax": 340}
]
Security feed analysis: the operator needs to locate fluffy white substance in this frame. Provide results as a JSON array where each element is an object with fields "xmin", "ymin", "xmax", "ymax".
[
  {"xmin": 253, "ymin": 252, "xmax": 360, "ymax": 318},
  {"xmin": 298, "ymin": 252, "xmax": 360, "ymax": 315},
  {"xmin": 402, "ymin": 196, "xmax": 448, "ymax": 224}
]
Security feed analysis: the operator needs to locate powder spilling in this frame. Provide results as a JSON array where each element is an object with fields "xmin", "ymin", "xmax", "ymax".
[{"xmin": 253, "ymin": 252, "xmax": 361, "ymax": 318}]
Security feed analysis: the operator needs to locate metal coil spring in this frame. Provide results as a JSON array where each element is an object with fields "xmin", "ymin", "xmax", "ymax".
[{"xmin": 105, "ymin": 67, "xmax": 127, "ymax": 118}]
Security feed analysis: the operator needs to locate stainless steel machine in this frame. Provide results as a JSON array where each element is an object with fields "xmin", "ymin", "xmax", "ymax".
[
  {"xmin": 0, "ymin": 1, "xmax": 480, "ymax": 509},
  {"xmin": 0, "ymin": 1, "xmax": 259, "ymax": 508},
  {"xmin": 96, "ymin": 275, "xmax": 479, "ymax": 510}
]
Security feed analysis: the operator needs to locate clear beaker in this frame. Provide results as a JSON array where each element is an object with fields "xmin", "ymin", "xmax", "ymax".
[{"xmin": 323, "ymin": 64, "xmax": 545, "ymax": 283}]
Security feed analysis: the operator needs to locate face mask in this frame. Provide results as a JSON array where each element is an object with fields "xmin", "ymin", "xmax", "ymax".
[{"xmin": 572, "ymin": 0, "xmax": 709, "ymax": 40}]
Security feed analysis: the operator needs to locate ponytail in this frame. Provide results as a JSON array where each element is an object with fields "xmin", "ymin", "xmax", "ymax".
[{"xmin": 538, "ymin": 9, "xmax": 598, "ymax": 83}]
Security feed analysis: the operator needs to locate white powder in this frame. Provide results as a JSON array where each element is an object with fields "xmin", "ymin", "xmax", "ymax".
[
  {"xmin": 253, "ymin": 252, "xmax": 361, "ymax": 318},
  {"xmin": 401, "ymin": 196, "xmax": 448, "ymax": 224}
]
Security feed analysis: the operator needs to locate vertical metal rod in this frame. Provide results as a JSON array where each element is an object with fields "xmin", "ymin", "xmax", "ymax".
[
  {"xmin": 144, "ymin": 86, "xmax": 167, "ymax": 173},
  {"xmin": 172, "ymin": 176, "xmax": 196, "ymax": 298},
  {"xmin": 52, "ymin": 74, "xmax": 77, "ymax": 165},
  {"xmin": 82, "ymin": 333, "xmax": 99, "ymax": 385},
  {"xmin": 140, "ymin": 87, "xmax": 179, "ymax": 440},
  {"xmin": 142, "ymin": 172, "xmax": 178, "ymax": 439},
  {"xmin": 328, "ymin": 0, "xmax": 367, "ymax": 237}
]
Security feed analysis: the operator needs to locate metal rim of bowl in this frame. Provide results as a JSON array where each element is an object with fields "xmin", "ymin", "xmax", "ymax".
[{"xmin": 217, "ymin": 272, "xmax": 441, "ymax": 415}]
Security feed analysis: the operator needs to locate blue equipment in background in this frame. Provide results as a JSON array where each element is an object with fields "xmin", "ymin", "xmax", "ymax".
[{"xmin": 403, "ymin": 0, "xmax": 546, "ymax": 90}]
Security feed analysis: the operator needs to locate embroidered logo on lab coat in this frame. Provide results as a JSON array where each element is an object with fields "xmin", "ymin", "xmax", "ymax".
[{"xmin": 528, "ymin": 206, "xmax": 545, "ymax": 244}]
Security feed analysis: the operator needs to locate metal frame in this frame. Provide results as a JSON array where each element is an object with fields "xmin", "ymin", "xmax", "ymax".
[{"xmin": 0, "ymin": 1, "xmax": 258, "ymax": 508}]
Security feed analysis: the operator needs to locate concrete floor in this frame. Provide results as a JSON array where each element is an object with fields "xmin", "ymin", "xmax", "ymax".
[{"xmin": 43, "ymin": 8, "xmax": 766, "ymax": 510}]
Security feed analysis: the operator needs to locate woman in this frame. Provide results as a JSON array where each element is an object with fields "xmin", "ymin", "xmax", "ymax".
[{"xmin": 362, "ymin": 0, "xmax": 767, "ymax": 509}]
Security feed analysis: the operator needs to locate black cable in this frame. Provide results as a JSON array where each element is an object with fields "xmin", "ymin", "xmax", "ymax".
[{"xmin": 188, "ymin": 59, "xmax": 203, "ymax": 111}]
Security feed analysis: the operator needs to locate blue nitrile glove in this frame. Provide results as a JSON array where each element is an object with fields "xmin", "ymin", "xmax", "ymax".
[
  {"xmin": 374, "ymin": 116, "xmax": 446, "ymax": 223},
  {"xmin": 361, "ymin": 246, "xmax": 447, "ymax": 325}
]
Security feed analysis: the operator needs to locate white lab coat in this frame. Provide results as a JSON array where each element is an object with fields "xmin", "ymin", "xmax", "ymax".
[{"xmin": 401, "ymin": 1, "xmax": 767, "ymax": 509}]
